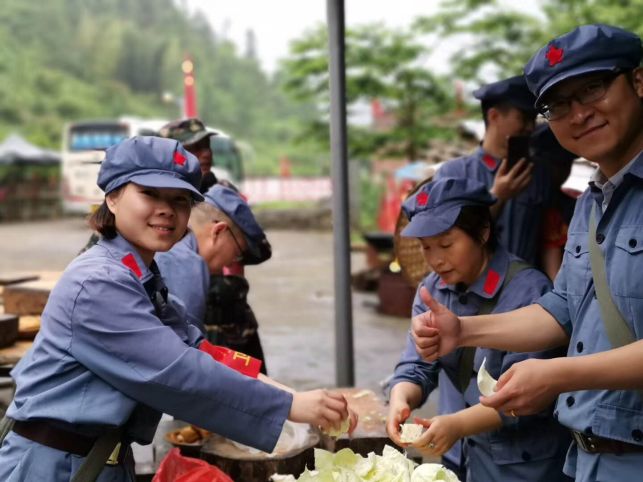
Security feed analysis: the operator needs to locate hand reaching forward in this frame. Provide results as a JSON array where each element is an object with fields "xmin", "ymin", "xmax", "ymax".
[
  {"xmin": 412, "ymin": 287, "xmax": 462, "ymax": 361},
  {"xmin": 289, "ymin": 389, "xmax": 358, "ymax": 434},
  {"xmin": 385, "ymin": 399, "xmax": 411, "ymax": 446},
  {"xmin": 411, "ymin": 416, "xmax": 462, "ymax": 457},
  {"xmin": 479, "ymin": 358, "xmax": 561, "ymax": 416}
]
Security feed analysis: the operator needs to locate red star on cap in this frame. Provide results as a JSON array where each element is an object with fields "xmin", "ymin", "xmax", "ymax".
[
  {"xmin": 546, "ymin": 44, "xmax": 564, "ymax": 67},
  {"xmin": 417, "ymin": 192, "xmax": 429, "ymax": 207},
  {"xmin": 122, "ymin": 253, "xmax": 143, "ymax": 278},
  {"xmin": 173, "ymin": 151, "xmax": 186, "ymax": 166}
]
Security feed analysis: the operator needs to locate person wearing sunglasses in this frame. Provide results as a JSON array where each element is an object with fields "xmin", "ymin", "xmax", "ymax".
[{"xmin": 410, "ymin": 24, "xmax": 643, "ymax": 482}]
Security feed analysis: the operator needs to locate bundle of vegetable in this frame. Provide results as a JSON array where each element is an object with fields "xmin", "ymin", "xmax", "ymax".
[{"xmin": 271, "ymin": 445, "xmax": 460, "ymax": 481}]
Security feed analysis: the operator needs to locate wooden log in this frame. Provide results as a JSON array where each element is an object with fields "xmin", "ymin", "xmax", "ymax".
[
  {"xmin": 200, "ymin": 442, "xmax": 316, "ymax": 482},
  {"xmin": 0, "ymin": 340, "xmax": 32, "ymax": 365},
  {"xmin": 0, "ymin": 314, "xmax": 19, "ymax": 348},
  {"xmin": 3, "ymin": 277, "xmax": 58, "ymax": 316},
  {"xmin": 0, "ymin": 272, "xmax": 40, "ymax": 286}
]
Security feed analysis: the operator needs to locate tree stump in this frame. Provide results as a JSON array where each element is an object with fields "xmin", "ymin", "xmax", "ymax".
[{"xmin": 200, "ymin": 424, "xmax": 320, "ymax": 482}]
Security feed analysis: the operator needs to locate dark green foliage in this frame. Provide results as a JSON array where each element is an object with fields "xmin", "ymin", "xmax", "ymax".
[{"xmin": 0, "ymin": 0, "xmax": 316, "ymax": 175}]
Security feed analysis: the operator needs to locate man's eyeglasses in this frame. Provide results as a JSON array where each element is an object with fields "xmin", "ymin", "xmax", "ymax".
[
  {"xmin": 538, "ymin": 72, "xmax": 622, "ymax": 121},
  {"xmin": 227, "ymin": 228, "xmax": 245, "ymax": 263}
]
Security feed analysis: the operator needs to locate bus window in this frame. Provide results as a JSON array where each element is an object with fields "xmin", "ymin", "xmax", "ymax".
[
  {"xmin": 211, "ymin": 135, "xmax": 243, "ymax": 183},
  {"xmin": 68, "ymin": 124, "xmax": 129, "ymax": 151}
]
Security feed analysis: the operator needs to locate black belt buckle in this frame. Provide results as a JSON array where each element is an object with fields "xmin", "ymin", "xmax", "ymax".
[{"xmin": 572, "ymin": 430, "xmax": 598, "ymax": 453}]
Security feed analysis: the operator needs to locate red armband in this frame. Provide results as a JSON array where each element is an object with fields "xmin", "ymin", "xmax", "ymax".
[{"xmin": 199, "ymin": 341, "xmax": 262, "ymax": 378}]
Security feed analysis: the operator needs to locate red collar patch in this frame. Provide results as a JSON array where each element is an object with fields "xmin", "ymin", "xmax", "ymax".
[
  {"xmin": 417, "ymin": 192, "xmax": 429, "ymax": 207},
  {"xmin": 122, "ymin": 253, "xmax": 143, "ymax": 278},
  {"xmin": 483, "ymin": 269, "xmax": 500, "ymax": 295},
  {"xmin": 546, "ymin": 44, "xmax": 564, "ymax": 67},
  {"xmin": 173, "ymin": 151, "xmax": 186, "ymax": 166},
  {"xmin": 482, "ymin": 154, "xmax": 497, "ymax": 170}
]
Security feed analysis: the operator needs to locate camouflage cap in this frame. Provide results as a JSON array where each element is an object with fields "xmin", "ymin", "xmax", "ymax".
[{"xmin": 158, "ymin": 118, "xmax": 216, "ymax": 146}]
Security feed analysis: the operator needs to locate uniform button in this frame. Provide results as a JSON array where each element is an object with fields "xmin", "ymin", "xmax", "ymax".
[
  {"xmin": 576, "ymin": 341, "xmax": 584, "ymax": 353},
  {"xmin": 630, "ymin": 238, "xmax": 638, "ymax": 248},
  {"xmin": 566, "ymin": 396, "xmax": 575, "ymax": 407},
  {"xmin": 521, "ymin": 451, "xmax": 531, "ymax": 462},
  {"xmin": 467, "ymin": 439, "xmax": 476, "ymax": 447},
  {"xmin": 596, "ymin": 233, "xmax": 605, "ymax": 244},
  {"xmin": 575, "ymin": 245, "xmax": 581, "ymax": 253},
  {"xmin": 632, "ymin": 429, "xmax": 643, "ymax": 442},
  {"xmin": 458, "ymin": 295, "xmax": 468, "ymax": 305}
]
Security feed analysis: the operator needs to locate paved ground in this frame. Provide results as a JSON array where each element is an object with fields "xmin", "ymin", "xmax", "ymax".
[{"xmin": 0, "ymin": 217, "xmax": 438, "ymax": 467}]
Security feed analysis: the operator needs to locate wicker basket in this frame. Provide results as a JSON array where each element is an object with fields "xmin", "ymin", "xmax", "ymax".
[{"xmin": 393, "ymin": 176, "xmax": 434, "ymax": 288}]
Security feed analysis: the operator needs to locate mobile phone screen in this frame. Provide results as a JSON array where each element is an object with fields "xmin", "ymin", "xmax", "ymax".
[{"xmin": 507, "ymin": 135, "xmax": 531, "ymax": 169}]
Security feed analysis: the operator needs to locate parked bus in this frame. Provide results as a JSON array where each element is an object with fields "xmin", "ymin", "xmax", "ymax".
[{"xmin": 61, "ymin": 116, "xmax": 243, "ymax": 214}]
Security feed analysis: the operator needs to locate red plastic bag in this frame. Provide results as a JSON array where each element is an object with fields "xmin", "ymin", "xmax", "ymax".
[{"xmin": 153, "ymin": 448, "xmax": 234, "ymax": 482}]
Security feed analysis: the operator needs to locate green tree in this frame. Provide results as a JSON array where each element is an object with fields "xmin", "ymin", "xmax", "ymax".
[
  {"xmin": 413, "ymin": 0, "xmax": 643, "ymax": 81},
  {"xmin": 279, "ymin": 23, "xmax": 456, "ymax": 160}
]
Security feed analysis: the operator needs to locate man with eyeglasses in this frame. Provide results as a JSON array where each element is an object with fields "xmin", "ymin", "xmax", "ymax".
[
  {"xmin": 435, "ymin": 75, "xmax": 551, "ymax": 266},
  {"xmin": 409, "ymin": 24, "xmax": 643, "ymax": 482},
  {"xmin": 156, "ymin": 184, "xmax": 272, "ymax": 374}
]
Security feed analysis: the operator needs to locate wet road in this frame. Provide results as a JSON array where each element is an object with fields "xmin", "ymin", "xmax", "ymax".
[{"xmin": 0, "ymin": 217, "xmax": 437, "ymax": 413}]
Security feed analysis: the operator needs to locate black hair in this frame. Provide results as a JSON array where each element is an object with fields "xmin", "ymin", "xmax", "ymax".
[
  {"xmin": 453, "ymin": 205, "xmax": 496, "ymax": 253},
  {"xmin": 87, "ymin": 186, "xmax": 124, "ymax": 239},
  {"xmin": 481, "ymin": 101, "xmax": 514, "ymax": 127},
  {"xmin": 88, "ymin": 202, "xmax": 117, "ymax": 239}
]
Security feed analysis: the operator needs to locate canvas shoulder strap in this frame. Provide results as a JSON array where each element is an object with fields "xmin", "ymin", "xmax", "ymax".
[
  {"xmin": 455, "ymin": 260, "xmax": 531, "ymax": 393},
  {"xmin": 588, "ymin": 203, "xmax": 635, "ymax": 347},
  {"xmin": 70, "ymin": 427, "xmax": 124, "ymax": 482}
]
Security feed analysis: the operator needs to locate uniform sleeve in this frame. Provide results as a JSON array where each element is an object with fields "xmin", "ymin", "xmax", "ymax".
[
  {"xmin": 69, "ymin": 270, "xmax": 292, "ymax": 453},
  {"xmin": 494, "ymin": 269, "xmax": 566, "ymax": 427},
  {"xmin": 537, "ymin": 257, "xmax": 573, "ymax": 336},
  {"xmin": 388, "ymin": 283, "xmax": 440, "ymax": 405}
]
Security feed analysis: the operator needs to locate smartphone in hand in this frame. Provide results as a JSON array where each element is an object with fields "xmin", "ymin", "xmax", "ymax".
[{"xmin": 506, "ymin": 135, "xmax": 531, "ymax": 169}]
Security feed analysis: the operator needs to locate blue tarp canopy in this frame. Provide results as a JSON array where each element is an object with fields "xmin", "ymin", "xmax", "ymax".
[
  {"xmin": 394, "ymin": 161, "xmax": 435, "ymax": 182},
  {"xmin": 0, "ymin": 133, "xmax": 60, "ymax": 165}
]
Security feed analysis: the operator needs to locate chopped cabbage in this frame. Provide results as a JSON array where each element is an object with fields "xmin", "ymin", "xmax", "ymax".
[
  {"xmin": 323, "ymin": 417, "xmax": 351, "ymax": 437},
  {"xmin": 477, "ymin": 357, "xmax": 498, "ymax": 397},
  {"xmin": 412, "ymin": 463, "xmax": 460, "ymax": 482},
  {"xmin": 399, "ymin": 423, "xmax": 424, "ymax": 443},
  {"xmin": 272, "ymin": 445, "xmax": 460, "ymax": 481}
]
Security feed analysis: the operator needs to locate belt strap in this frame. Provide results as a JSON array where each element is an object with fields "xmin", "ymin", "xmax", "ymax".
[
  {"xmin": 12, "ymin": 420, "xmax": 97, "ymax": 456},
  {"xmin": 9, "ymin": 419, "xmax": 124, "ymax": 482},
  {"xmin": 455, "ymin": 260, "xmax": 530, "ymax": 393},
  {"xmin": 572, "ymin": 430, "xmax": 643, "ymax": 454}
]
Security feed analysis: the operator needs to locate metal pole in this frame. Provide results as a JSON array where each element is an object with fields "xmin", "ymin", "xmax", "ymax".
[{"xmin": 326, "ymin": 0, "xmax": 354, "ymax": 387}]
